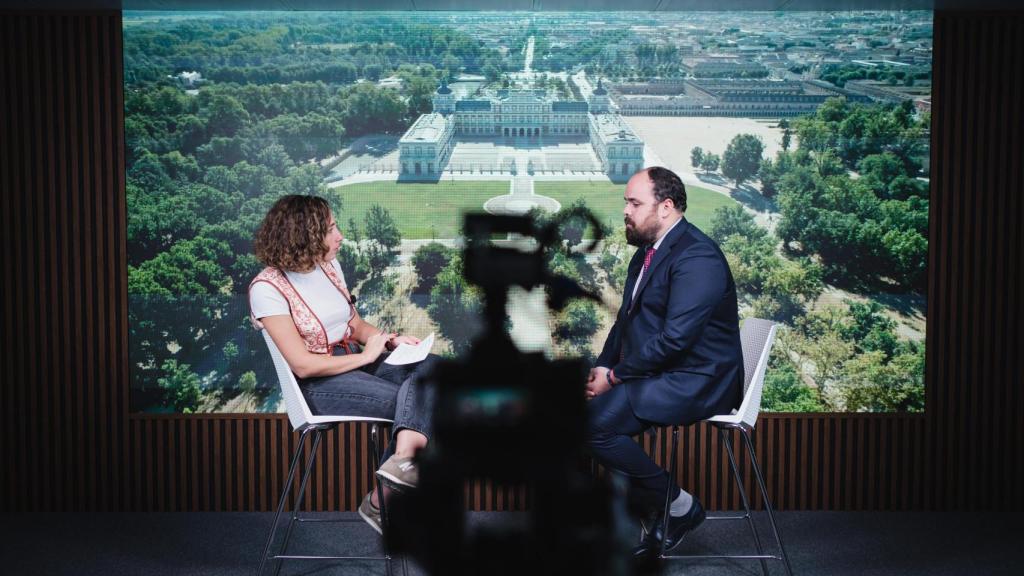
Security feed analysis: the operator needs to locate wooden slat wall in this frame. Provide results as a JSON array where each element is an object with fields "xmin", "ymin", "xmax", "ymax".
[
  {"xmin": 1, "ymin": 11, "xmax": 128, "ymax": 512},
  {"xmin": 638, "ymin": 415, "xmax": 930, "ymax": 512},
  {"xmin": 926, "ymin": 11, "xmax": 1023, "ymax": 512},
  {"xmin": 1, "ymin": 10, "xmax": 1020, "ymax": 513}
]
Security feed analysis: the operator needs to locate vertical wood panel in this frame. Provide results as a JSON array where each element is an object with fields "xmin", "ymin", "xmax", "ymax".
[
  {"xmin": 9, "ymin": 13, "xmax": 26, "ymax": 513},
  {"xmin": 1, "ymin": 14, "xmax": 12, "ymax": 512},
  {"xmin": 1007, "ymin": 15, "xmax": 1021, "ymax": 512},
  {"xmin": 2, "ymin": 11, "xmax": 126, "ymax": 513},
  {"xmin": 926, "ymin": 11, "xmax": 1024, "ymax": 511}
]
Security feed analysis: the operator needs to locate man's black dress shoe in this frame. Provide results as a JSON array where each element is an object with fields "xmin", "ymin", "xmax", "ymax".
[{"xmin": 632, "ymin": 498, "xmax": 706, "ymax": 559}]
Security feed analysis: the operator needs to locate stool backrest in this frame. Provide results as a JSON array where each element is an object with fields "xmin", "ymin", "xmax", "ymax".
[
  {"xmin": 262, "ymin": 329, "xmax": 314, "ymax": 432},
  {"xmin": 737, "ymin": 318, "xmax": 778, "ymax": 429}
]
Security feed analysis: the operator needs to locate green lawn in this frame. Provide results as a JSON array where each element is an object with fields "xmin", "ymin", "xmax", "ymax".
[
  {"xmin": 534, "ymin": 181, "xmax": 739, "ymax": 233},
  {"xmin": 330, "ymin": 179, "xmax": 739, "ymax": 239},
  {"xmin": 331, "ymin": 180, "xmax": 509, "ymax": 238}
]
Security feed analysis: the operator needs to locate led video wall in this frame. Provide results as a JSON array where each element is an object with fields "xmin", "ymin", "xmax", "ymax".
[{"xmin": 125, "ymin": 10, "xmax": 931, "ymax": 413}]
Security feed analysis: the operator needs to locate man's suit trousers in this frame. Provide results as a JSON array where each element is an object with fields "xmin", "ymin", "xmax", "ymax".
[{"xmin": 586, "ymin": 383, "xmax": 682, "ymax": 507}]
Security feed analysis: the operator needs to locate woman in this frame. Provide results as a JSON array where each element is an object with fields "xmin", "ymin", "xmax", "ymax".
[{"xmin": 248, "ymin": 194, "xmax": 436, "ymax": 535}]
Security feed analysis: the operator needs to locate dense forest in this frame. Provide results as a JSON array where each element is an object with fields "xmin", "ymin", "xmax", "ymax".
[
  {"xmin": 818, "ymin": 62, "xmax": 931, "ymax": 88},
  {"xmin": 759, "ymin": 99, "xmax": 928, "ymax": 411},
  {"xmin": 125, "ymin": 13, "xmax": 516, "ymax": 412},
  {"xmin": 685, "ymin": 99, "xmax": 928, "ymax": 411}
]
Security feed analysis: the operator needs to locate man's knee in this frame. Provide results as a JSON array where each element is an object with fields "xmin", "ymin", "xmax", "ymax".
[{"xmin": 585, "ymin": 400, "xmax": 619, "ymax": 451}]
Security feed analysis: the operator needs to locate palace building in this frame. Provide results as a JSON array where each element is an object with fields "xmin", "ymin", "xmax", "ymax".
[{"xmin": 398, "ymin": 79, "xmax": 644, "ymax": 179}]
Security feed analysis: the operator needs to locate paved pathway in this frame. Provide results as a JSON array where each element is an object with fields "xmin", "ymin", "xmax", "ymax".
[
  {"xmin": 482, "ymin": 171, "xmax": 561, "ymax": 215},
  {"xmin": 523, "ymin": 35, "xmax": 535, "ymax": 74}
]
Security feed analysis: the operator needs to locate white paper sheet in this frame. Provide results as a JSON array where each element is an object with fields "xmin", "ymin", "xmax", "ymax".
[{"xmin": 384, "ymin": 333, "xmax": 435, "ymax": 365}]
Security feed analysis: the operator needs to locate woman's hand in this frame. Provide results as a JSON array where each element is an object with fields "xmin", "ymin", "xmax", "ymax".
[
  {"xmin": 387, "ymin": 334, "xmax": 421, "ymax": 350},
  {"xmin": 362, "ymin": 331, "xmax": 394, "ymax": 362}
]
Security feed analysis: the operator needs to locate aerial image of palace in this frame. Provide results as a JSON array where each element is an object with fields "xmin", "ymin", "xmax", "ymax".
[{"xmin": 124, "ymin": 11, "xmax": 932, "ymax": 414}]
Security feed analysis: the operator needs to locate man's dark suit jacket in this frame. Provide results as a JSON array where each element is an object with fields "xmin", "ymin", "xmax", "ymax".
[{"xmin": 596, "ymin": 217, "xmax": 743, "ymax": 425}]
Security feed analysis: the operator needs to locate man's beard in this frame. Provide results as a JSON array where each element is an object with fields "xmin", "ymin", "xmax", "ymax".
[{"xmin": 625, "ymin": 216, "xmax": 658, "ymax": 247}]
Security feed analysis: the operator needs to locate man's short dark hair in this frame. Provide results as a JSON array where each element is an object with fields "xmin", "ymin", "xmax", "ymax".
[{"xmin": 646, "ymin": 166, "xmax": 686, "ymax": 213}]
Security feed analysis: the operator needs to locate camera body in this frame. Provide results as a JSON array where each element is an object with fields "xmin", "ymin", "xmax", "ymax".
[{"xmin": 386, "ymin": 211, "xmax": 631, "ymax": 575}]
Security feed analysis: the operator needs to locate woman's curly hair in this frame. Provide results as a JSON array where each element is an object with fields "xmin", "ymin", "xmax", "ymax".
[{"xmin": 254, "ymin": 195, "xmax": 333, "ymax": 272}]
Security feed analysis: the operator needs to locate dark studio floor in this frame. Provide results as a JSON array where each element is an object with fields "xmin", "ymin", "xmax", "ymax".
[{"xmin": 1, "ymin": 510, "xmax": 1018, "ymax": 575}]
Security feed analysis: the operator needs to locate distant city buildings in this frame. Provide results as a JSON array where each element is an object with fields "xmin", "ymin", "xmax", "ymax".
[
  {"xmin": 682, "ymin": 58, "xmax": 769, "ymax": 78},
  {"xmin": 393, "ymin": 11, "xmax": 932, "ymax": 175},
  {"xmin": 611, "ymin": 78, "xmax": 871, "ymax": 117},
  {"xmin": 843, "ymin": 79, "xmax": 931, "ymax": 107}
]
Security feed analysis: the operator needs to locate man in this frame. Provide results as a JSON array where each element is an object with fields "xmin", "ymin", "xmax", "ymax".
[{"xmin": 585, "ymin": 166, "xmax": 743, "ymax": 559}]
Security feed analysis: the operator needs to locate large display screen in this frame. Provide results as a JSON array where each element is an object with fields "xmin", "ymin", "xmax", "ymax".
[{"xmin": 125, "ymin": 10, "xmax": 931, "ymax": 413}]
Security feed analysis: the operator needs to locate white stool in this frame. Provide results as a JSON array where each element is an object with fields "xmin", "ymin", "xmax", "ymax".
[{"xmin": 257, "ymin": 330, "xmax": 400, "ymax": 576}]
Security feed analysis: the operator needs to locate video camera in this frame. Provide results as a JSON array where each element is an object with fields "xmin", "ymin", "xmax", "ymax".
[{"xmin": 386, "ymin": 209, "xmax": 635, "ymax": 576}]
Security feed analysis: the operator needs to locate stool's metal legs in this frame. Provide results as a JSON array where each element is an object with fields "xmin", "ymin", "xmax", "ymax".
[
  {"xmin": 257, "ymin": 427, "xmax": 312, "ymax": 576},
  {"xmin": 650, "ymin": 425, "xmax": 793, "ymax": 574},
  {"xmin": 273, "ymin": 428, "xmax": 324, "ymax": 576},
  {"xmin": 741, "ymin": 427, "xmax": 793, "ymax": 576},
  {"xmin": 657, "ymin": 426, "xmax": 680, "ymax": 557},
  {"xmin": 721, "ymin": 428, "xmax": 769, "ymax": 576},
  {"xmin": 258, "ymin": 423, "xmax": 399, "ymax": 576},
  {"xmin": 373, "ymin": 424, "xmax": 409, "ymax": 576},
  {"xmin": 370, "ymin": 424, "xmax": 395, "ymax": 576}
]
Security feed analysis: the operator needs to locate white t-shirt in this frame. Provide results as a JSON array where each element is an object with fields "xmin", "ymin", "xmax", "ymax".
[{"xmin": 249, "ymin": 260, "xmax": 353, "ymax": 343}]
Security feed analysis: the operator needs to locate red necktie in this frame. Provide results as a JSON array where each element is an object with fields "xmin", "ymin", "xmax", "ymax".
[
  {"xmin": 643, "ymin": 246, "xmax": 656, "ymax": 272},
  {"xmin": 621, "ymin": 247, "xmax": 657, "ymax": 361}
]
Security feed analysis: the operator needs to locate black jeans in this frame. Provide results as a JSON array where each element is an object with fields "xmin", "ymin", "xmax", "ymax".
[
  {"xmin": 298, "ymin": 351, "xmax": 439, "ymax": 462},
  {"xmin": 586, "ymin": 383, "xmax": 681, "ymax": 510}
]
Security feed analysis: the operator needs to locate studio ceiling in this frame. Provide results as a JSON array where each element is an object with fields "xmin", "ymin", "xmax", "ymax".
[{"xmin": 2, "ymin": 1, "xmax": 1020, "ymax": 12}]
